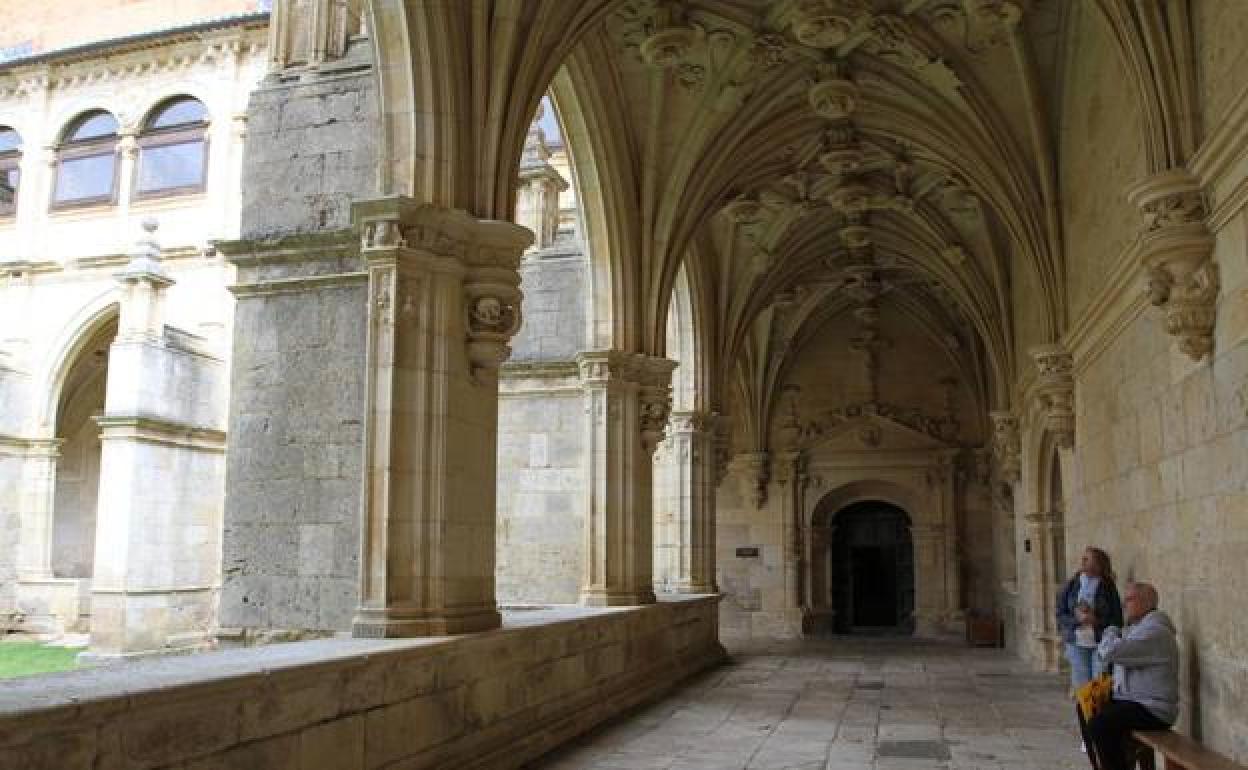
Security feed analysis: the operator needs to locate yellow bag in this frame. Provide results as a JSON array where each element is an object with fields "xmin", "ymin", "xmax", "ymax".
[{"xmin": 1075, "ymin": 674, "xmax": 1113, "ymax": 721}]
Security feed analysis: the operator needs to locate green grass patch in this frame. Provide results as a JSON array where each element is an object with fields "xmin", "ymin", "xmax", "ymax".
[{"xmin": 0, "ymin": 640, "xmax": 82, "ymax": 679}]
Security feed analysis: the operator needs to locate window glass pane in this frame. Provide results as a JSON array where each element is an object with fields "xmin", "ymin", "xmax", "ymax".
[
  {"xmin": 148, "ymin": 99, "xmax": 207, "ymax": 129},
  {"xmin": 68, "ymin": 112, "xmax": 118, "ymax": 142},
  {"xmin": 137, "ymin": 140, "xmax": 206, "ymax": 193},
  {"xmin": 0, "ymin": 127, "xmax": 19, "ymax": 154},
  {"xmin": 55, "ymin": 153, "xmax": 115, "ymax": 202},
  {"xmin": 0, "ymin": 166, "xmax": 17, "ymax": 212}
]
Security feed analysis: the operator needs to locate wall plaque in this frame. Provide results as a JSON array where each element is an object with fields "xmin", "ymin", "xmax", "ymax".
[{"xmin": 735, "ymin": 546, "xmax": 760, "ymax": 558}]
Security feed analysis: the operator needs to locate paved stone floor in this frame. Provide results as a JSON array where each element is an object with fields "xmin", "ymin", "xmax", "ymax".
[{"xmin": 533, "ymin": 637, "xmax": 1087, "ymax": 770}]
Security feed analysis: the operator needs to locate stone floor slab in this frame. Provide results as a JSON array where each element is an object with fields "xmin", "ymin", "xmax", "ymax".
[{"xmin": 529, "ymin": 637, "xmax": 1086, "ymax": 769}]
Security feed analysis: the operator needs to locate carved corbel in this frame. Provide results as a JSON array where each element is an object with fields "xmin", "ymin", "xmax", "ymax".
[
  {"xmin": 989, "ymin": 410, "xmax": 1020, "ymax": 483},
  {"xmin": 1128, "ymin": 169, "xmax": 1218, "ymax": 361},
  {"xmin": 734, "ymin": 451, "xmax": 770, "ymax": 508},
  {"xmin": 1029, "ymin": 344, "xmax": 1074, "ymax": 449}
]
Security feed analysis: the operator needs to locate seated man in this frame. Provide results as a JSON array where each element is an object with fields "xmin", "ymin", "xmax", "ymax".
[{"xmin": 1084, "ymin": 581, "xmax": 1179, "ymax": 770}]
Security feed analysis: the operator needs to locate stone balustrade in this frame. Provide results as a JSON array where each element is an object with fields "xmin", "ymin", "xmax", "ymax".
[{"xmin": 0, "ymin": 595, "xmax": 724, "ymax": 770}]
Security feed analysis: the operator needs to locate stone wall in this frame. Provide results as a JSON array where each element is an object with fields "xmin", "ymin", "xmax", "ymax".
[
  {"xmin": 496, "ymin": 363, "xmax": 585, "ymax": 605},
  {"xmin": 509, "ymin": 250, "xmax": 588, "ymax": 362},
  {"xmin": 219, "ymin": 235, "xmax": 367, "ymax": 633},
  {"xmin": 1059, "ymin": 2, "xmax": 1151, "ymax": 325},
  {"xmin": 240, "ymin": 59, "xmax": 377, "ymax": 239},
  {"xmin": 218, "ymin": 49, "xmax": 379, "ymax": 633},
  {"xmin": 717, "ymin": 302, "xmax": 989, "ymax": 640},
  {"xmin": 1064, "ymin": 230, "xmax": 1248, "ymax": 759},
  {"xmin": 0, "ymin": 597, "xmax": 724, "ymax": 770},
  {"xmin": 496, "ymin": 247, "xmax": 590, "ymax": 604},
  {"xmin": 1043, "ymin": 6, "xmax": 1248, "ymax": 759}
]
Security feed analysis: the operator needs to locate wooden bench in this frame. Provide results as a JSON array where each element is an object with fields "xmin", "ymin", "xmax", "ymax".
[{"xmin": 1130, "ymin": 729, "xmax": 1247, "ymax": 770}]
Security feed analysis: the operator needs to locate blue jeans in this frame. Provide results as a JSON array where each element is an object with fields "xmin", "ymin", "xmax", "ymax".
[{"xmin": 1066, "ymin": 642, "xmax": 1100, "ymax": 690}]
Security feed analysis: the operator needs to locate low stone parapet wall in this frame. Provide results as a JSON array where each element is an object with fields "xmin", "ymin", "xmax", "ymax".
[{"xmin": 0, "ymin": 595, "xmax": 724, "ymax": 769}]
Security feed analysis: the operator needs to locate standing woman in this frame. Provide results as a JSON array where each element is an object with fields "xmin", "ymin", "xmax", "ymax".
[{"xmin": 1057, "ymin": 547, "xmax": 1123, "ymax": 691}]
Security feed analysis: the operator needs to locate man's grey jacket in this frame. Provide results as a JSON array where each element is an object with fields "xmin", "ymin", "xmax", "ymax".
[{"xmin": 1098, "ymin": 609, "xmax": 1180, "ymax": 725}]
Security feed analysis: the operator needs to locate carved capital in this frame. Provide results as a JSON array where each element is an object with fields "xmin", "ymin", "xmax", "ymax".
[
  {"xmin": 989, "ymin": 410, "xmax": 1020, "ymax": 483},
  {"xmin": 577, "ymin": 350, "xmax": 677, "ymax": 451},
  {"xmin": 352, "ymin": 198, "xmax": 532, "ymax": 384},
  {"xmin": 772, "ymin": 449, "xmax": 806, "ymax": 486},
  {"xmin": 1128, "ymin": 169, "xmax": 1218, "ymax": 361},
  {"xmin": 1029, "ymin": 343, "xmax": 1074, "ymax": 449}
]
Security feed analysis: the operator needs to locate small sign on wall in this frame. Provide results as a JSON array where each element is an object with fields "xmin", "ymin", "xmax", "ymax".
[{"xmin": 735, "ymin": 546, "xmax": 760, "ymax": 558}]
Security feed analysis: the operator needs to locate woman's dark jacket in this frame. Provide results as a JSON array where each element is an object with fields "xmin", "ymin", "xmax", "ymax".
[{"xmin": 1056, "ymin": 574, "xmax": 1123, "ymax": 644}]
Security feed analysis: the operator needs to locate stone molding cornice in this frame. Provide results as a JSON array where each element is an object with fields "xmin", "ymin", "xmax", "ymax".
[
  {"xmin": 94, "ymin": 415, "xmax": 226, "ymax": 452},
  {"xmin": 230, "ymin": 272, "xmax": 367, "ymax": 298},
  {"xmin": 499, "ymin": 360, "xmax": 582, "ymax": 397},
  {"xmin": 0, "ymin": 435, "xmax": 61, "ymax": 457},
  {"xmin": 1062, "ymin": 238, "xmax": 1149, "ymax": 378},
  {"xmin": 216, "ymin": 230, "xmax": 359, "ymax": 266},
  {"xmin": 0, "ymin": 25, "xmax": 268, "ymax": 102},
  {"xmin": 500, "ymin": 360, "xmax": 580, "ymax": 379}
]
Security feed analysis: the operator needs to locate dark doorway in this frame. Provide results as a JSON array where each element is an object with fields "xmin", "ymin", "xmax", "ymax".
[{"xmin": 831, "ymin": 501, "xmax": 914, "ymax": 634}]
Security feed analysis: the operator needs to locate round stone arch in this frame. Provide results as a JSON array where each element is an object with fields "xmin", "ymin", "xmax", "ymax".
[
  {"xmin": 363, "ymin": 3, "xmax": 626, "ymax": 350},
  {"xmin": 803, "ymin": 475, "xmax": 958, "ymax": 637},
  {"xmin": 37, "ymin": 294, "xmax": 121, "ymax": 436}
]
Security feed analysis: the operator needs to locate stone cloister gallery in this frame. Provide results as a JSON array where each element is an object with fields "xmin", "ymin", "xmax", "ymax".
[{"xmin": 0, "ymin": 0, "xmax": 1247, "ymax": 767}]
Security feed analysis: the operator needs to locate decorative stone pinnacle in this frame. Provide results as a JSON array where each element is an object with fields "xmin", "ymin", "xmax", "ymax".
[
  {"xmin": 117, "ymin": 217, "xmax": 172, "ymax": 286},
  {"xmin": 1128, "ymin": 169, "xmax": 1218, "ymax": 361}
]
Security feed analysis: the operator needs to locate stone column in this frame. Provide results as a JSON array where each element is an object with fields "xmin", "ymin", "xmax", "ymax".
[
  {"xmin": 578, "ymin": 350, "xmax": 676, "ymax": 606},
  {"xmin": 351, "ymin": 198, "xmax": 531, "ymax": 637},
  {"xmin": 674, "ymin": 411, "xmax": 717, "ymax": 593}
]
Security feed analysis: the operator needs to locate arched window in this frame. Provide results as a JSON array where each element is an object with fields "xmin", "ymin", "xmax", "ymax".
[
  {"xmin": 53, "ymin": 110, "xmax": 119, "ymax": 207},
  {"xmin": 0, "ymin": 125, "xmax": 19, "ymax": 217},
  {"xmin": 136, "ymin": 97, "xmax": 209, "ymax": 197}
]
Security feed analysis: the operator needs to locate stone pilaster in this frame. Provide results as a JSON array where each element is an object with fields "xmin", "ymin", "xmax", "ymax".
[
  {"xmin": 1029, "ymin": 344, "xmax": 1074, "ymax": 449},
  {"xmin": 14, "ymin": 439, "xmax": 61, "ymax": 582},
  {"xmin": 1128, "ymin": 168, "xmax": 1218, "ymax": 361},
  {"xmin": 351, "ymin": 197, "xmax": 531, "ymax": 637},
  {"xmin": 773, "ymin": 449, "xmax": 807, "ymax": 615},
  {"xmin": 578, "ymin": 350, "xmax": 676, "ymax": 606},
  {"xmin": 1024, "ymin": 510, "xmax": 1063, "ymax": 672},
  {"xmin": 660, "ymin": 411, "xmax": 718, "ymax": 594},
  {"xmin": 89, "ymin": 220, "xmax": 230, "ymax": 658}
]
